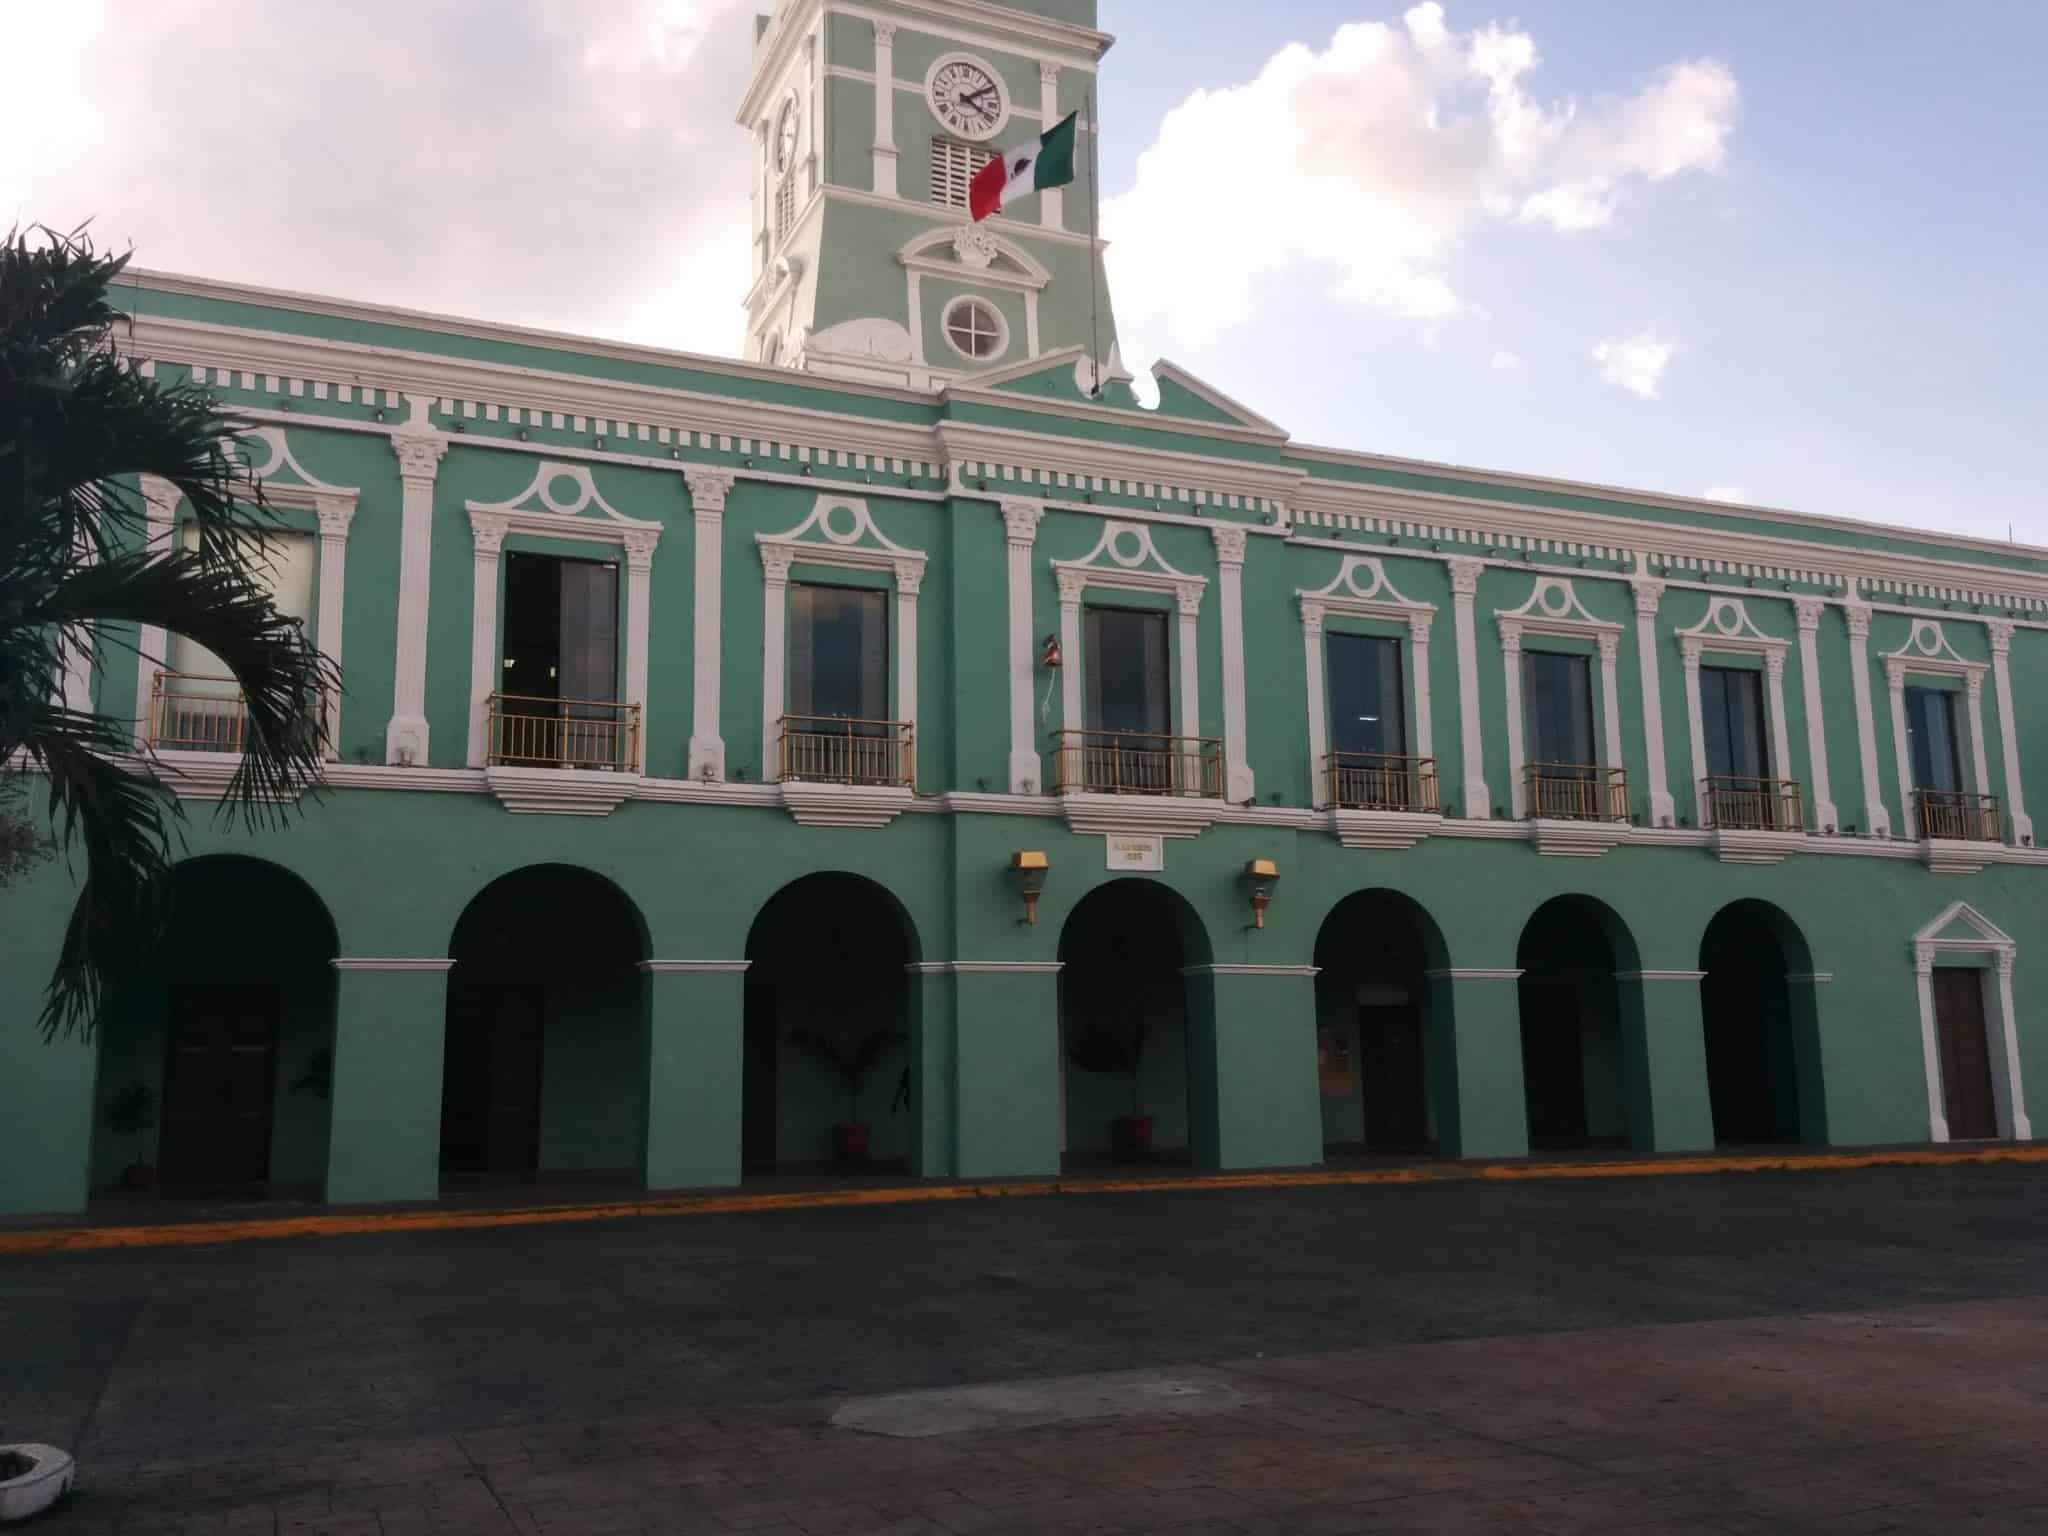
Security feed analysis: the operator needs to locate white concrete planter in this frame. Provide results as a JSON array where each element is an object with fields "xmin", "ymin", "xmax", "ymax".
[{"xmin": 0, "ymin": 1444, "xmax": 75, "ymax": 1523}]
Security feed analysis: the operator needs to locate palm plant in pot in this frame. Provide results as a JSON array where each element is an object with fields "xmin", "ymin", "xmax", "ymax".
[
  {"xmin": 105, "ymin": 1082, "xmax": 158, "ymax": 1189},
  {"xmin": 787, "ymin": 1026, "xmax": 905, "ymax": 1162},
  {"xmin": 1067, "ymin": 1005, "xmax": 1153, "ymax": 1158}
]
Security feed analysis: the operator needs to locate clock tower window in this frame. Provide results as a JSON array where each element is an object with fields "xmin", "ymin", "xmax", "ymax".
[
  {"xmin": 942, "ymin": 296, "xmax": 1008, "ymax": 362},
  {"xmin": 930, "ymin": 139, "xmax": 996, "ymax": 210}
]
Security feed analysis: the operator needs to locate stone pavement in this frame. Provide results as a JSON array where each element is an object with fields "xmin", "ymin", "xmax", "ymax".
[{"xmin": 5, "ymin": 1167, "xmax": 2047, "ymax": 1533}]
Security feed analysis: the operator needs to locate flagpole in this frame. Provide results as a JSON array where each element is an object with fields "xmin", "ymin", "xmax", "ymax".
[{"xmin": 1087, "ymin": 88, "xmax": 1101, "ymax": 398}]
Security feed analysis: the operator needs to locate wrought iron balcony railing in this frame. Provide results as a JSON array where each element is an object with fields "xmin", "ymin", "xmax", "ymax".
[
  {"xmin": 487, "ymin": 693, "xmax": 640, "ymax": 772},
  {"xmin": 1051, "ymin": 729, "xmax": 1224, "ymax": 798},
  {"xmin": 1704, "ymin": 775, "xmax": 1804, "ymax": 832},
  {"xmin": 1914, "ymin": 788, "xmax": 2001, "ymax": 843},
  {"xmin": 778, "ymin": 715, "xmax": 915, "ymax": 788},
  {"xmin": 148, "ymin": 671, "xmax": 248, "ymax": 753},
  {"xmin": 1523, "ymin": 763, "xmax": 1629, "ymax": 823},
  {"xmin": 1326, "ymin": 751, "xmax": 1439, "ymax": 813}
]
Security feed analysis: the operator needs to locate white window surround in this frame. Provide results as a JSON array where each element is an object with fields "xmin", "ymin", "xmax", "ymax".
[
  {"xmin": 1297, "ymin": 556, "xmax": 1434, "ymax": 818},
  {"xmin": 1495, "ymin": 577, "xmax": 1625, "ymax": 821},
  {"xmin": 1911, "ymin": 902, "xmax": 2030, "ymax": 1142},
  {"xmin": 756, "ymin": 495, "xmax": 927, "ymax": 790},
  {"xmin": 940, "ymin": 294, "xmax": 1009, "ymax": 363},
  {"xmin": 1675, "ymin": 597, "xmax": 1793, "ymax": 830},
  {"xmin": 1880, "ymin": 619, "xmax": 1994, "ymax": 851},
  {"xmin": 898, "ymin": 226, "xmax": 1049, "ymax": 370},
  {"xmin": 462, "ymin": 462, "xmax": 663, "ymax": 783},
  {"xmin": 1038, "ymin": 61, "xmax": 1064, "ymax": 230}
]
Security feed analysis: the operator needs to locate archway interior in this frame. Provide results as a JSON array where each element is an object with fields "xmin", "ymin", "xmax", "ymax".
[
  {"xmin": 92, "ymin": 857, "xmax": 337, "ymax": 1193},
  {"xmin": 743, "ymin": 874, "xmax": 914, "ymax": 1168},
  {"xmin": 443, "ymin": 866, "xmax": 647, "ymax": 1181},
  {"xmin": 1699, "ymin": 901, "xmax": 1806, "ymax": 1144},
  {"xmin": 1516, "ymin": 897, "xmax": 1629, "ymax": 1147},
  {"xmin": 1313, "ymin": 892, "xmax": 1443, "ymax": 1152},
  {"xmin": 1058, "ymin": 879, "xmax": 1198, "ymax": 1160}
]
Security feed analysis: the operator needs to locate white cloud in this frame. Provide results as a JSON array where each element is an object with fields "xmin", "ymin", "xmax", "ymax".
[
  {"xmin": 1703, "ymin": 485, "xmax": 1748, "ymax": 502},
  {"xmin": 1490, "ymin": 349, "xmax": 1522, "ymax": 371},
  {"xmin": 1103, "ymin": 5, "xmax": 1737, "ymax": 365},
  {"xmin": 1593, "ymin": 331, "xmax": 1676, "ymax": 399},
  {"xmin": 0, "ymin": 0, "xmax": 752, "ymax": 356}
]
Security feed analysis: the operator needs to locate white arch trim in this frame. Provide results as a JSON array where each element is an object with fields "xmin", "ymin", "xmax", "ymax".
[{"xmin": 1911, "ymin": 901, "xmax": 2029, "ymax": 1142}]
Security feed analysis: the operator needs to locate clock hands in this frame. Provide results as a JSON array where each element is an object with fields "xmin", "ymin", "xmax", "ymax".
[{"xmin": 955, "ymin": 83, "xmax": 997, "ymax": 112}]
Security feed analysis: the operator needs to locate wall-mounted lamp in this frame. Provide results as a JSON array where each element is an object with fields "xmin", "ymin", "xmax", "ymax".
[
  {"xmin": 1241, "ymin": 858, "xmax": 1279, "ymax": 930},
  {"xmin": 1011, "ymin": 850, "xmax": 1049, "ymax": 925},
  {"xmin": 1040, "ymin": 633, "xmax": 1062, "ymax": 669}
]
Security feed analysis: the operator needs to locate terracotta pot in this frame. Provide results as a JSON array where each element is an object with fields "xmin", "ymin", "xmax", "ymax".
[
  {"xmin": 122, "ymin": 1163, "xmax": 157, "ymax": 1191},
  {"xmin": 832, "ymin": 1122, "xmax": 871, "ymax": 1162},
  {"xmin": 1109, "ymin": 1113, "xmax": 1154, "ymax": 1160}
]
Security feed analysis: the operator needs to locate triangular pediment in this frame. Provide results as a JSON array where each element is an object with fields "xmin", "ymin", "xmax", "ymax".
[
  {"xmin": 968, "ymin": 346, "xmax": 1097, "ymax": 404},
  {"xmin": 1914, "ymin": 901, "xmax": 2015, "ymax": 948},
  {"xmin": 1149, "ymin": 361, "xmax": 1286, "ymax": 438}
]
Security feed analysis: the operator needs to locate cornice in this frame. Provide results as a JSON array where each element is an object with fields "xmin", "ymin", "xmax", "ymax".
[
  {"xmin": 938, "ymin": 418, "xmax": 1308, "ymax": 508},
  {"xmin": 942, "ymin": 382, "xmax": 1287, "ymax": 450}
]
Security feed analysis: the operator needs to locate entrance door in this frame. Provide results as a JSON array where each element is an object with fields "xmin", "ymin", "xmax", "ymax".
[
  {"xmin": 1702, "ymin": 972, "xmax": 1770, "ymax": 1142},
  {"xmin": 1519, "ymin": 982, "xmax": 1587, "ymax": 1142},
  {"xmin": 441, "ymin": 984, "xmax": 545, "ymax": 1173},
  {"xmin": 1359, "ymin": 1005, "xmax": 1426, "ymax": 1149},
  {"xmin": 160, "ymin": 985, "xmax": 279, "ymax": 1185},
  {"xmin": 743, "ymin": 984, "xmax": 778, "ymax": 1167},
  {"xmin": 1933, "ymin": 968, "xmax": 1998, "ymax": 1139}
]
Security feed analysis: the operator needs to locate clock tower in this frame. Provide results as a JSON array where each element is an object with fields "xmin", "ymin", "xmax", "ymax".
[{"xmin": 736, "ymin": 1, "xmax": 1123, "ymax": 391}]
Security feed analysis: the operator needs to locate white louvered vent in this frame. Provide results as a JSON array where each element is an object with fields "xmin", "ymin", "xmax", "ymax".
[
  {"xmin": 775, "ymin": 176, "xmax": 796, "ymax": 242},
  {"xmin": 930, "ymin": 138, "xmax": 993, "ymax": 209}
]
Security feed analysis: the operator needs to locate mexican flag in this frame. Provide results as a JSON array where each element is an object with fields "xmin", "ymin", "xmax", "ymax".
[{"xmin": 969, "ymin": 110, "xmax": 1079, "ymax": 222}]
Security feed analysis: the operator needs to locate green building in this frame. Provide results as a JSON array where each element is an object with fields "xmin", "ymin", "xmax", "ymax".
[{"xmin": 3, "ymin": 0, "xmax": 2042, "ymax": 1217}]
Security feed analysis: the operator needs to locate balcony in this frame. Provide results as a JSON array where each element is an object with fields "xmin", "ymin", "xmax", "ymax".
[
  {"xmin": 1704, "ymin": 775, "xmax": 1804, "ymax": 832},
  {"xmin": 1523, "ymin": 763, "xmax": 1629, "ymax": 823},
  {"xmin": 148, "ymin": 671, "xmax": 248, "ymax": 753},
  {"xmin": 1326, "ymin": 752, "xmax": 1439, "ymax": 813},
  {"xmin": 777, "ymin": 715, "xmax": 915, "ymax": 788},
  {"xmin": 486, "ymin": 693, "xmax": 640, "ymax": 773},
  {"xmin": 1915, "ymin": 789, "xmax": 2001, "ymax": 844},
  {"xmin": 1051, "ymin": 730, "xmax": 1223, "ymax": 798}
]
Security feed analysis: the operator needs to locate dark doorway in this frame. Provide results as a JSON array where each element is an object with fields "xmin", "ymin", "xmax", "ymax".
[
  {"xmin": 500, "ymin": 551, "xmax": 621, "ymax": 765},
  {"xmin": 159, "ymin": 984, "xmax": 280, "ymax": 1186},
  {"xmin": 1517, "ymin": 981, "xmax": 1587, "ymax": 1141},
  {"xmin": 1515, "ymin": 896, "xmax": 1634, "ymax": 1149},
  {"xmin": 1934, "ymin": 968, "xmax": 1997, "ymax": 1139},
  {"xmin": 743, "ymin": 984, "xmax": 779, "ymax": 1168},
  {"xmin": 1311, "ymin": 891, "xmax": 1445, "ymax": 1156},
  {"xmin": 440, "ymin": 984, "xmax": 545, "ymax": 1174},
  {"xmin": 1358, "ymin": 1004, "xmax": 1427, "ymax": 1148},
  {"xmin": 1698, "ymin": 901, "xmax": 1812, "ymax": 1145}
]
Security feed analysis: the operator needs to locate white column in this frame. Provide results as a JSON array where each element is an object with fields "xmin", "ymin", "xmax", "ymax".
[
  {"xmin": 1057, "ymin": 570, "xmax": 1083, "ymax": 742},
  {"xmin": 1408, "ymin": 613, "xmax": 1434, "ymax": 762},
  {"xmin": 1301, "ymin": 600, "xmax": 1327, "ymax": 809},
  {"xmin": 872, "ymin": 22, "xmax": 899, "ymax": 197},
  {"xmin": 623, "ymin": 530, "xmax": 658, "ymax": 774},
  {"xmin": 1994, "ymin": 950, "xmax": 2031, "ymax": 1140},
  {"xmin": 1845, "ymin": 600, "xmax": 1890, "ymax": 836},
  {"xmin": 59, "ymin": 507, "xmax": 99, "ymax": 718},
  {"xmin": 1449, "ymin": 557, "xmax": 1489, "ymax": 818},
  {"xmin": 1886, "ymin": 658, "xmax": 1913, "ymax": 839},
  {"xmin": 1988, "ymin": 621, "xmax": 2031, "ymax": 844},
  {"xmin": 1500, "ymin": 621, "xmax": 1526, "ymax": 818},
  {"xmin": 1175, "ymin": 582, "xmax": 1202, "ymax": 795},
  {"xmin": 894, "ymin": 559, "xmax": 921, "ymax": 782},
  {"xmin": 1212, "ymin": 525, "xmax": 1252, "ymax": 802},
  {"xmin": 1680, "ymin": 639, "xmax": 1708, "ymax": 824},
  {"xmin": 465, "ymin": 512, "xmax": 506, "ymax": 767},
  {"xmin": 1764, "ymin": 650, "xmax": 1792, "ymax": 793},
  {"xmin": 1002, "ymin": 500, "xmax": 1043, "ymax": 794},
  {"xmin": 760, "ymin": 545, "xmax": 792, "ymax": 782},
  {"xmin": 687, "ymin": 470, "xmax": 734, "ymax": 781},
  {"xmin": 1966, "ymin": 671, "xmax": 1992, "ymax": 806},
  {"xmin": 385, "ymin": 417, "xmax": 446, "ymax": 766},
  {"xmin": 1631, "ymin": 578, "xmax": 1673, "ymax": 826},
  {"xmin": 1039, "ymin": 63, "xmax": 1064, "ymax": 230},
  {"xmin": 1915, "ymin": 946, "xmax": 1949, "ymax": 1143},
  {"xmin": 1597, "ymin": 632, "xmax": 1623, "ymax": 774},
  {"xmin": 314, "ymin": 498, "xmax": 355, "ymax": 758},
  {"xmin": 132, "ymin": 475, "xmax": 179, "ymax": 744},
  {"xmin": 1794, "ymin": 599, "xmax": 1838, "ymax": 832}
]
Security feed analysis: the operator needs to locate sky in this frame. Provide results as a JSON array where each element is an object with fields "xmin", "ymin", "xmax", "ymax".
[{"xmin": 6, "ymin": 0, "xmax": 2044, "ymax": 543}]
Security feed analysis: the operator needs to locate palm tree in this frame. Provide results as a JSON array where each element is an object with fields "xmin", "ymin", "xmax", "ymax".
[{"xmin": 0, "ymin": 226, "xmax": 333, "ymax": 1039}]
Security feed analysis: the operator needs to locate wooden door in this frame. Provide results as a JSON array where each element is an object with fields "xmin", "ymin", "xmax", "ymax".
[
  {"xmin": 160, "ymin": 985, "xmax": 279, "ymax": 1185},
  {"xmin": 1519, "ymin": 982, "xmax": 1588, "ymax": 1142},
  {"xmin": 743, "ymin": 985, "xmax": 778, "ymax": 1167},
  {"xmin": 1934, "ymin": 968, "xmax": 1997, "ymax": 1139},
  {"xmin": 1359, "ymin": 1005, "xmax": 1427, "ymax": 1149}
]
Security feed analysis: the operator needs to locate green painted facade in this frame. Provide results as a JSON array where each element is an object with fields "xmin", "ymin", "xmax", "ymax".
[{"xmin": 3, "ymin": 0, "xmax": 2045, "ymax": 1217}]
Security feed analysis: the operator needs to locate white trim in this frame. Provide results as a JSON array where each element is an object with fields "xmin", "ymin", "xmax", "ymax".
[
  {"xmin": 1616, "ymin": 970, "xmax": 1709, "ymax": 983},
  {"xmin": 1423, "ymin": 968, "xmax": 1524, "ymax": 981},
  {"xmin": 1002, "ymin": 500, "xmax": 1045, "ymax": 792},
  {"xmin": 1179, "ymin": 964, "xmax": 1320, "ymax": 978},
  {"xmin": 1674, "ymin": 596, "xmax": 1791, "ymax": 829},
  {"xmin": 1038, "ymin": 61, "xmax": 1064, "ymax": 230},
  {"xmin": 1881, "ymin": 619, "xmax": 1994, "ymax": 844},
  {"xmin": 1297, "ymin": 555, "xmax": 1436, "ymax": 813},
  {"xmin": 1844, "ymin": 602, "xmax": 1891, "ymax": 837},
  {"xmin": 1911, "ymin": 902, "xmax": 2029, "ymax": 1142},
  {"xmin": 687, "ymin": 471, "xmax": 735, "ymax": 780},
  {"xmin": 1631, "ymin": 577, "xmax": 1674, "ymax": 826},
  {"xmin": 331, "ymin": 957, "xmax": 456, "ymax": 973},
  {"xmin": 640, "ymin": 960, "xmax": 752, "ymax": 973},
  {"xmin": 131, "ymin": 476, "xmax": 180, "ymax": 745},
  {"xmin": 908, "ymin": 961, "xmax": 1066, "ymax": 975},
  {"xmin": 1787, "ymin": 972, "xmax": 1835, "ymax": 984},
  {"xmin": 385, "ymin": 405, "xmax": 445, "ymax": 765},
  {"xmin": 1794, "ymin": 600, "xmax": 1840, "ymax": 831},
  {"xmin": 1213, "ymin": 525, "xmax": 1253, "ymax": 802},
  {"xmin": 1448, "ymin": 559, "xmax": 1489, "ymax": 818},
  {"xmin": 1495, "ymin": 577, "xmax": 1624, "ymax": 819},
  {"xmin": 871, "ymin": 20, "xmax": 899, "ymax": 197},
  {"xmin": 1988, "ymin": 621, "xmax": 2033, "ymax": 844}
]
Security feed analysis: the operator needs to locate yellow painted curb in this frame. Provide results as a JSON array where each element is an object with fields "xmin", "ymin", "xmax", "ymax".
[{"xmin": 2, "ymin": 1145, "xmax": 2042, "ymax": 1257}]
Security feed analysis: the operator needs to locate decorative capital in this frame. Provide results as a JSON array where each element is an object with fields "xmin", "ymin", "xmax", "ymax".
[
  {"xmin": 761, "ymin": 543, "xmax": 794, "ymax": 586},
  {"xmin": 1447, "ymin": 556, "xmax": 1483, "ymax": 598},
  {"xmin": 139, "ymin": 472, "xmax": 180, "ymax": 528},
  {"xmin": 622, "ymin": 529, "xmax": 660, "ymax": 571},
  {"xmin": 1630, "ymin": 579, "xmax": 1664, "ymax": 618},
  {"xmin": 468, "ymin": 509, "xmax": 508, "ymax": 556},
  {"xmin": 1001, "ymin": 499, "xmax": 1043, "ymax": 546},
  {"xmin": 893, "ymin": 558, "xmax": 925, "ymax": 597},
  {"xmin": 873, "ymin": 19, "xmax": 897, "ymax": 46},
  {"xmin": 1498, "ymin": 618, "xmax": 1522, "ymax": 656},
  {"xmin": 1884, "ymin": 657, "xmax": 1905, "ymax": 690},
  {"xmin": 1988, "ymin": 617, "xmax": 2015, "ymax": 655},
  {"xmin": 1408, "ymin": 613, "xmax": 1433, "ymax": 645},
  {"xmin": 1299, "ymin": 597, "xmax": 1325, "ymax": 637},
  {"xmin": 1596, "ymin": 633, "xmax": 1619, "ymax": 663},
  {"xmin": 315, "ymin": 497, "xmax": 356, "ymax": 540},
  {"xmin": 1175, "ymin": 582, "xmax": 1203, "ymax": 617},
  {"xmin": 1040, "ymin": 60, "xmax": 1060, "ymax": 85},
  {"xmin": 1966, "ymin": 669, "xmax": 1984, "ymax": 699},
  {"xmin": 685, "ymin": 468, "xmax": 736, "ymax": 515},
  {"xmin": 1794, "ymin": 596, "xmax": 1827, "ymax": 632},
  {"xmin": 392, "ymin": 431, "xmax": 447, "ymax": 484},
  {"xmin": 1764, "ymin": 649, "xmax": 1786, "ymax": 680},
  {"xmin": 1843, "ymin": 601, "xmax": 1872, "ymax": 640},
  {"xmin": 1056, "ymin": 569, "xmax": 1086, "ymax": 606},
  {"xmin": 1996, "ymin": 948, "xmax": 2016, "ymax": 977},
  {"xmin": 1913, "ymin": 944, "xmax": 1935, "ymax": 975},
  {"xmin": 1210, "ymin": 524, "xmax": 1248, "ymax": 566},
  {"xmin": 1680, "ymin": 636, "xmax": 1702, "ymax": 672}
]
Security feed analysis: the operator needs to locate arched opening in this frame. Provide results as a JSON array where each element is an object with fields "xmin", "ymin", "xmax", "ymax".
[
  {"xmin": 1313, "ymin": 891, "xmax": 1450, "ymax": 1153},
  {"xmin": 743, "ymin": 873, "xmax": 918, "ymax": 1170},
  {"xmin": 1057, "ymin": 879, "xmax": 1207, "ymax": 1164},
  {"xmin": 442, "ymin": 866, "xmax": 648, "ymax": 1186},
  {"xmin": 1699, "ymin": 900, "xmax": 1815, "ymax": 1145},
  {"xmin": 1516, "ymin": 895, "xmax": 1639, "ymax": 1148},
  {"xmin": 91, "ymin": 856, "xmax": 338, "ymax": 1197}
]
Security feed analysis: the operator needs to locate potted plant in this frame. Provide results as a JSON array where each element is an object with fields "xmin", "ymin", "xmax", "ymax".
[
  {"xmin": 105, "ymin": 1083, "xmax": 158, "ymax": 1190},
  {"xmin": 787, "ymin": 1026, "xmax": 905, "ymax": 1162},
  {"xmin": 1067, "ymin": 1006, "xmax": 1153, "ymax": 1159}
]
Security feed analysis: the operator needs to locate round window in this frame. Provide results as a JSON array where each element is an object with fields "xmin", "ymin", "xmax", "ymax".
[{"xmin": 942, "ymin": 297, "xmax": 1007, "ymax": 362}]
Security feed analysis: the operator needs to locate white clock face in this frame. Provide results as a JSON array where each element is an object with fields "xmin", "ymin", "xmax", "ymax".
[
  {"xmin": 929, "ymin": 58, "xmax": 1005, "ymax": 140},
  {"xmin": 774, "ymin": 99, "xmax": 799, "ymax": 174}
]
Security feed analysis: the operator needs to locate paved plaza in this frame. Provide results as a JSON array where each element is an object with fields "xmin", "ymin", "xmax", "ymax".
[{"xmin": 4, "ymin": 1166, "xmax": 2047, "ymax": 1534}]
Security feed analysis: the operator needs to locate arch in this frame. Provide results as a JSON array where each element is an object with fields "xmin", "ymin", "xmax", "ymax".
[
  {"xmin": 441, "ymin": 865, "xmax": 650, "ymax": 1184},
  {"xmin": 1515, "ymin": 894, "xmax": 1641, "ymax": 1148},
  {"xmin": 1313, "ymin": 890, "xmax": 1451, "ymax": 1153},
  {"xmin": 90, "ymin": 855, "xmax": 339, "ymax": 1195},
  {"xmin": 1698, "ymin": 899, "xmax": 1821, "ymax": 1145},
  {"xmin": 744, "ymin": 872, "xmax": 921, "ymax": 1169},
  {"xmin": 1056, "ymin": 878, "xmax": 1208, "ymax": 1164}
]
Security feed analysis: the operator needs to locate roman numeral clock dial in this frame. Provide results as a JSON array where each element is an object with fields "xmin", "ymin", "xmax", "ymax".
[{"xmin": 930, "ymin": 59, "xmax": 1005, "ymax": 139}]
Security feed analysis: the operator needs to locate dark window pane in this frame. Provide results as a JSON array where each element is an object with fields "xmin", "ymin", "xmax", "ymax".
[
  {"xmin": 1327, "ymin": 633, "xmax": 1406, "ymax": 755},
  {"xmin": 791, "ymin": 585, "xmax": 889, "ymax": 722},
  {"xmin": 1524, "ymin": 651, "xmax": 1595, "ymax": 768},
  {"xmin": 1905, "ymin": 686, "xmax": 1961, "ymax": 792},
  {"xmin": 1085, "ymin": 608, "xmax": 1169, "ymax": 735},
  {"xmin": 557, "ymin": 558, "xmax": 618, "ymax": 703},
  {"xmin": 1701, "ymin": 665, "xmax": 1767, "ymax": 779}
]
